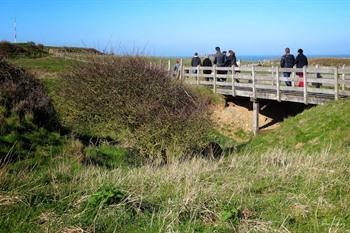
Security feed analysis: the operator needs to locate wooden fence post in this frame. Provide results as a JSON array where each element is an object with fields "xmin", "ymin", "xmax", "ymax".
[
  {"xmin": 231, "ymin": 65, "xmax": 235, "ymax": 96},
  {"xmin": 271, "ymin": 65, "xmax": 274, "ymax": 86},
  {"xmin": 196, "ymin": 65, "xmax": 200, "ymax": 85},
  {"xmin": 342, "ymin": 64, "xmax": 345, "ymax": 92},
  {"xmin": 213, "ymin": 65, "xmax": 217, "ymax": 93},
  {"xmin": 252, "ymin": 100, "xmax": 259, "ymax": 136},
  {"xmin": 168, "ymin": 60, "xmax": 171, "ymax": 72},
  {"xmin": 252, "ymin": 65, "xmax": 256, "ymax": 99},
  {"xmin": 303, "ymin": 66, "xmax": 308, "ymax": 104},
  {"xmin": 180, "ymin": 59, "xmax": 183, "ymax": 80},
  {"xmin": 334, "ymin": 67, "xmax": 339, "ymax": 100},
  {"xmin": 292, "ymin": 67, "xmax": 296, "ymax": 87},
  {"xmin": 276, "ymin": 66, "xmax": 280, "ymax": 101}
]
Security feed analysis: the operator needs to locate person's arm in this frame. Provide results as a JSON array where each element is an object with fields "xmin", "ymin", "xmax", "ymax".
[
  {"xmin": 305, "ymin": 57, "xmax": 308, "ymax": 66},
  {"xmin": 280, "ymin": 56, "xmax": 285, "ymax": 67},
  {"xmin": 292, "ymin": 55, "xmax": 296, "ymax": 67},
  {"xmin": 214, "ymin": 56, "xmax": 217, "ymax": 65},
  {"xmin": 191, "ymin": 58, "xmax": 194, "ymax": 67}
]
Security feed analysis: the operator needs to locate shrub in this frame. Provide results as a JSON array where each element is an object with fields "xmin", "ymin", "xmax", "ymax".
[
  {"xmin": 0, "ymin": 41, "xmax": 47, "ymax": 58},
  {"xmin": 59, "ymin": 56, "xmax": 212, "ymax": 161},
  {"xmin": 0, "ymin": 60, "xmax": 63, "ymax": 164},
  {"xmin": 0, "ymin": 60, "xmax": 59, "ymax": 129}
]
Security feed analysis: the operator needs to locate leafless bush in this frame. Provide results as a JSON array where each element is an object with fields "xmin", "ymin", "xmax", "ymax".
[{"xmin": 60, "ymin": 56, "xmax": 212, "ymax": 161}]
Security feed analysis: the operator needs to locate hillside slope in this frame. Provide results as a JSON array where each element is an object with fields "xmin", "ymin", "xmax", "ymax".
[{"xmin": 246, "ymin": 99, "xmax": 350, "ymax": 153}]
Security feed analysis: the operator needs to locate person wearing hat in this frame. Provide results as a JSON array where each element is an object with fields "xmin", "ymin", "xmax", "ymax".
[
  {"xmin": 295, "ymin": 49, "xmax": 308, "ymax": 87},
  {"xmin": 191, "ymin": 52, "xmax": 201, "ymax": 74}
]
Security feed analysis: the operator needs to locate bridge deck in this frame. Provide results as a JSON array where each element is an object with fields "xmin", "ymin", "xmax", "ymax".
[{"xmin": 182, "ymin": 65, "xmax": 350, "ymax": 105}]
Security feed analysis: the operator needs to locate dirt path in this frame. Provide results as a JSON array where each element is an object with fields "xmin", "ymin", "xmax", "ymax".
[{"xmin": 211, "ymin": 102, "xmax": 279, "ymax": 142}]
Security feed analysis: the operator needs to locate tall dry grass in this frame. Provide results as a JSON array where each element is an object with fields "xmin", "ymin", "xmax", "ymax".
[{"xmin": 2, "ymin": 148, "xmax": 345, "ymax": 232}]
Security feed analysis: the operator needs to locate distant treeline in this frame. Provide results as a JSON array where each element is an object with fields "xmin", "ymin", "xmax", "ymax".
[
  {"xmin": 0, "ymin": 41, "xmax": 48, "ymax": 58},
  {"xmin": 0, "ymin": 41, "xmax": 103, "ymax": 59}
]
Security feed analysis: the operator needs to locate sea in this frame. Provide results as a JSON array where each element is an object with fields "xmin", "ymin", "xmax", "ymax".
[
  {"xmin": 173, "ymin": 55, "xmax": 350, "ymax": 62},
  {"xmin": 238, "ymin": 55, "xmax": 350, "ymax": 62}
]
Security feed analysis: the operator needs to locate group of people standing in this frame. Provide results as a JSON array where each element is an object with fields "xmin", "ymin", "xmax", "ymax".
[
  {"xmin": 190, "ymin": 46, "xmax": 239, "ymax": 81},
  {"xmin": 280, "ymin": 47, "xmax": 308, "ymax": 87},
  {"xmin": 191, "ymin": 47, "xmax": 239, "ymax": 68},
  {"xmin": 173, "ymin": 46, "xmax": 310, "ymax": 87}
]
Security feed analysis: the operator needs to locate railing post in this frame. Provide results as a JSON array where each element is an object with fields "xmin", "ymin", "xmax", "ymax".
[
  {"xmin": 180, "ymin": 59, "xmax": 183, "ymax": 80},
  {"xmin": 271, "ymin": 65, "xmax": 274, "ymax": 86},
  {"xmin": 252, "ymin": 65, "xmax": 256, "ymax": 99},
  {"xmin": 213, "ymin": 65, "xmax": 217, "ymax": 93},
  {"xmin": 303, "ymin": 66, "xmax": 308, "ymax": 104},
  {"xmin": 231, "ymin": 65, "xmax": 236, "ymax": 96},
  {"xmin": 334, "ymin": 67, "xmax": 339, "ymax": 100},
  {"xmin": 292, "ymin": 67, "xmax": 296, "ymax": 87},
  {"xmin": 342, "ymin": 64, "xmax": 345, "ymax": 92},
  {"xmin": 252, "ymin": 100, "xmax": 259, "ymax": 136},
  {"xmin": 168, "ymin": 60, "xmax": 171, "ymax": 72},
  {"xmin": 276, "ymin": 66, "xmax": 280, "ymax": 101},
  {"xmin": 196, "ymin": 65, "xmax": 200, "ymax": 85}
]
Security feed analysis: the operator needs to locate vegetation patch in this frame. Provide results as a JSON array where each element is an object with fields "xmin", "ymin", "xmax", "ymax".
[
  {"xmin": 0, "ymin": 41, "xmax": 47, "ymax": 59},
  {"xmin": 59, "ymin": 56, "xmax": 212, "ymax": 161},
  {"xmin": 246, "ymin": 99, "xmax": 350, "ymax": 153},
  {"xmin": 0, "ymin": 60, "xmax": 63, "ymax": 164}
]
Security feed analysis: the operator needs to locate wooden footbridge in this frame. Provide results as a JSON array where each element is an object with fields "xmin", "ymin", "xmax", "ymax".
[{"xmin": 180, "ymin": 64, "xmax": 350, "ymax": 134}]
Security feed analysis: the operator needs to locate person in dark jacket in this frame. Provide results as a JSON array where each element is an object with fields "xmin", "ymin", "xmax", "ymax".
[
  {"xmin": 214, "ymin": 47, "xmax": 225, "ymax": 67},
  {"xmin": 202, "ymin": 55, "xmax": 212, "ymax": 81},
  {"xmin": 214, "ymin": 47, "xmax": 226, "ymax": 77},
  {"xmin": 280, "ymin": 48, "xmax": 295, "ymax": 86},
  {"xmin": 295, "ymin": 49, "xmax": 308, "ymax": 87},
  {"xmin": 191, "ymin": 52, "xmax": 201, "ymax": 73},
  {"xmin": 225, "ymin": 50, "xmax": 238, "ymax": 67},
  {"xmin": 225, "ymin": 50, "xmax": 239, "ymax": 82}
]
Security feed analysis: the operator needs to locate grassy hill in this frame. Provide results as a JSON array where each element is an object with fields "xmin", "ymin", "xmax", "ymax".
[
  {"xmin": 246, "ymin": 99, "xmax": 350, "ymax": 154},
  {"xmin": 1, "ymin": 53, "xmax": 350, "ymax": 232}
]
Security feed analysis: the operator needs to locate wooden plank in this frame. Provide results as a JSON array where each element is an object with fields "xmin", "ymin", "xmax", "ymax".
[
  {"xmin": 252, "ymin": 66, "xmax": 256, "ymax": 99},
  {"xmin": 216, "ymin": 67, "xmax": 231, "ymax": 71},
  {"xmin": 196, "ymin": 66, "xmax": 200, "ymax": 85},
  {"xmin": 180, "ymin": 59, "xmax": 184, "ymax": 80},
  {"xmin": 306, "ymin": 78, "xmax": 334, "ymax": 84},
  {"xmin": 213, "ymin": 65, "xmax": 217, "ymax": 93},
  {"xmin": 276, "ymin": 66, "xmax": 280, "ymax": 101},
  {"xmin": 334, "ymin": 67, "xmax": 339, "ymax": 100},
  {"xmin": 303, "ymin": 66, "xmax": 308, "ymax": 104},
  {"xmin": 252, "ymin": 101, "xmax": 259, "ymax": 136},
  {"xmin": 198, "ymin": 67, "xmax": 214, "ymax": 71},
  {"xmin": 216, "ymin": 74, "xmax": 229, "ymax": 78},
  {"xmin": 342, "ymin": 65, "xmax": 346, "ymax": 91},
  {"xmin": 307, "ymin": 68, "xmax": 335, "ymax": 74},
  {"xmin": 232, "ymin": 65, "xmax": 236, "ymax": 96},
  {"xmin": 279, "ymin": 68, "xmax": 304, "ymax": 73},
  {"xmin": 235, "ymin": 83, "xmax": 253, "ymax": 88}
]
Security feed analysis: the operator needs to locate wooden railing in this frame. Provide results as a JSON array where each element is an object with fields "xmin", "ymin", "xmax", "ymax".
[{"xmin": 181, "ymin": 65, "xmax": 350, "ymax": 104}]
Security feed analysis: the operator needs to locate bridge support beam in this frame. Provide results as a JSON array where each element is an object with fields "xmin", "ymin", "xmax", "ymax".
[{"xmin": 252, "ymin": 100, "xmax": 259, "ymax": 136}]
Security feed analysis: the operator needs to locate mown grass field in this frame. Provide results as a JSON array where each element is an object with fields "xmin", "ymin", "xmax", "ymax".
[{"xmin": 1, "ymin": 52, "xmax": 350, "ymax": 232}]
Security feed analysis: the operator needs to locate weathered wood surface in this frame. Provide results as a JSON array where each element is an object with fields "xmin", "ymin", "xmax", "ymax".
[{"xmin": 182, "ymin": 65, "xmax": 350, "ymax": 105}]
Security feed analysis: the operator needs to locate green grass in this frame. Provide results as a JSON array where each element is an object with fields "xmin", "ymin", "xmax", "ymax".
[
  {"xmin": 1, "ymin": 147, "xmax": 350, "ymax": 232},
  {"xmin": 9, "ymin": 57, "xmax": 78, "ymax": 73},
  {"xmin": 2, "ymin": 55, "xmax": 350, "ymax": 232},
  {"xmin": 246, "ymin": 99, "xmax": 350, "ymax": 154}
]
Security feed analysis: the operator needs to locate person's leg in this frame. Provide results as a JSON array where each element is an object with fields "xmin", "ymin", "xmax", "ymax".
[
  {"xmin": 297, "ymin": 73, "xmax": 304, "ymax": 87},
  {"xmin": 284, "ymin": 72, "xmax": 291, "ymax": 86}
]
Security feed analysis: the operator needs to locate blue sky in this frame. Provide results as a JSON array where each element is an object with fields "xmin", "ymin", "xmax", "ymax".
[{"xmin": 1, "ymin": 0, "xmax": 349, "ymax": 56}]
